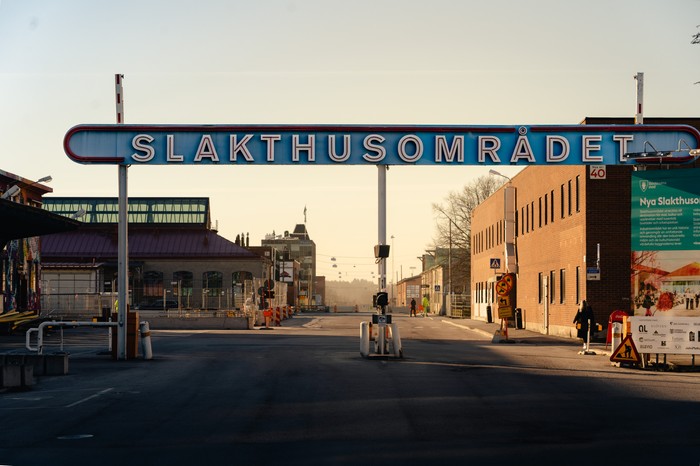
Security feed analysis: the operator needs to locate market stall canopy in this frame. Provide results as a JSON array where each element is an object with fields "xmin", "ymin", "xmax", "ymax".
[{"xmin": 0, "ymin": 198, "xmax": 80, "ymax": 245}]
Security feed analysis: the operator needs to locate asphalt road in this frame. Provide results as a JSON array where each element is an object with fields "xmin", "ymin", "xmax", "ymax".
[{"xmin": 1, "ymin": 313, "xmax": 699, "ymax": 466}]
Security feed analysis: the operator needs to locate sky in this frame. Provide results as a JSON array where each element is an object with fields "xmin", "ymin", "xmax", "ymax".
[{"xmin": 1, "ymin": 0, "xmax": 700, "ymax": 284}]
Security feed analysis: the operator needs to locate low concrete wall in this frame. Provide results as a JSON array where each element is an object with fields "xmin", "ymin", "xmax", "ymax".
[
  {"xmin": 146, "ymin": 316, "xmax": 253, "ymax": 330},
  {"xmin": 1, "ymin": 353, "xmax": 69, "ymax": 387}
]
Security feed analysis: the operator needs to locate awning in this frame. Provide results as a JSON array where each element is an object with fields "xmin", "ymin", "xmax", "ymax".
[{"xmin": 0, "ymin": 198, "xmax": 81, "ymax": 245}]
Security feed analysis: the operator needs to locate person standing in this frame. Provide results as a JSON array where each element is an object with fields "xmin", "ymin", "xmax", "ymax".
[{"xmin": 410, "ymin": 297, "xmax": 417, "ymax": 317}]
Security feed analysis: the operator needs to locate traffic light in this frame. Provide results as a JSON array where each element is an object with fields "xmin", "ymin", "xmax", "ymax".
[{"xmin": 374, "ymin": 292, "xmax": 388, "ymax": 307}]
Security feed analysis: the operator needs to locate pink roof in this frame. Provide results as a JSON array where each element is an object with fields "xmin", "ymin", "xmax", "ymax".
[{"xmin": 41, "ymin": 227, "xmax": 257, "ymax": 260}]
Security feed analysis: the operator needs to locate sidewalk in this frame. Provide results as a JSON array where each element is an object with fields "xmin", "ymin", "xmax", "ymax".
[
  {"xmin": 440, "ymin": 317, "xmax": 700, "ymax": 370},
  {"xmin": 439, "ymin": 317, "xmax": 611, "ymax": 354}
]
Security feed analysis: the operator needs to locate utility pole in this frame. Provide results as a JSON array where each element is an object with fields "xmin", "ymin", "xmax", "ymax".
[{"xmin": 116, "ymin": 74, "xmax": 128, "ymax": 360}]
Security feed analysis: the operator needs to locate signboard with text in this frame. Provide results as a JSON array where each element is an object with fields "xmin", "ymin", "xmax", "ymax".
[
  {"xmin": 632, "ymin": 168, "xmax": 700, "ymax": 250},
  {"xmin": 630, "ymin": 316, "xmax": 700, "ymax": 355},
  {"xmin": 496, "ymin": 273, "xmax": 516, "ymax": 319},
  {"xmin": 64, "ymin": 124, "xmax": 700, "ymax": 166},
  {"xmin": 630, "ymin": 168, "xmax": 700, "ymax": 318}
]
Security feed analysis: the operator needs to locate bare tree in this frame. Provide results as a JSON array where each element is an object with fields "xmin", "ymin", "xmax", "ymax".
[
  {"xmin": 432, "ymin": 175, "xmax": 504, "ymax": 250},
  {"xmin": 429, "ymin": 175, "xmax": 505, "ymax": 292}
]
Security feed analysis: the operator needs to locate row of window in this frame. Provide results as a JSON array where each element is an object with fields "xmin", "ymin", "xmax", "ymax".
[
  {"xmin": 537, "ymin": 267, "xmax": 582, "ymax": 305},
  {"xmin": 142, "ymin": 270, "xmax": 253, "ymax": 297},
  {"xmin": 474, "ymin": 266, "xmax": 582, "ymax": 306},
  {"xmin": 473, "ymin": 176, "xmax": 581, "ymax": 254},
  {"xmin": 43, "ymin": 198, "xmax": 209, "ymax": 225}
]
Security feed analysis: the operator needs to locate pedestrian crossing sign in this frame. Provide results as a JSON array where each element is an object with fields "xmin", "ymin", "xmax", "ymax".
[
  {"xmin": 490, "ymin": 258, "xmax": 501, "ymax": 269},
  {"xmin": 610, "ymin": 335, "xmax": 641, "ymax": 364}
]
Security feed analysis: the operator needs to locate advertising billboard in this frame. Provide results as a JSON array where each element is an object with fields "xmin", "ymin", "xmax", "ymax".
[{"xmin": 631, "ymin": 168, "xmax": 700, "ymax": 317}]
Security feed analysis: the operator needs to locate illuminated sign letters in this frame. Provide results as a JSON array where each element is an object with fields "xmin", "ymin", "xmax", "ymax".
[{"xmin": 64, "ymin": 124, "xmax": 700, "ymax": 166}]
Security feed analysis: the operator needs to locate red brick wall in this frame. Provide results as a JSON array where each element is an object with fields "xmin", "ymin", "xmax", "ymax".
[{"xmin": 472, "ymin": 165, "xmax": 632, "ymax": 337}]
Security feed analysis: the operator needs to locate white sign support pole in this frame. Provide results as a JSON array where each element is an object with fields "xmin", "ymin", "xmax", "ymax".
[
  {"xmin": 377, "ymin": 165, "xmax": 388, "ymax": 354},
  {"xmin": 378, "ymin": 166, "xmax": 387, "ymax": 297},
  {"xmin": 115, "ymin": 74, "xmax": 128, "ymax": 360}
]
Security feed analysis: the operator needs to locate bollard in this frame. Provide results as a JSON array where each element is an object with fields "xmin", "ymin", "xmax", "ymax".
[
  {"xmin": 389, "ymin": 323, "xmax": 403, "ymax": 358},
  {"xmin": 140, "ymin": 321, "xmax": 153, "ymax": 360},
  {"xmin": 275, "ymin": 307, "xmax": 281, "ymax": 326},
  {"xmin": 611, "ymin": 322, "xmax": 622, "ymax": 352},
  {"xmin": 360, "ymin": 321, "xmax": 370, "ymax": 357}
]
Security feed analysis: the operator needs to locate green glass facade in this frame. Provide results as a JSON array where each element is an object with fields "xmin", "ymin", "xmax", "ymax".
[{"xmin": 43, "ymin": 197, "xmax": 210, "ymax": 226}]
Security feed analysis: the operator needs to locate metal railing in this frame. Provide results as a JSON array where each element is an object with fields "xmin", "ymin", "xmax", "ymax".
[{"xmin": 26, "ymin": 321, "xmax": 116, "ymax": 355}]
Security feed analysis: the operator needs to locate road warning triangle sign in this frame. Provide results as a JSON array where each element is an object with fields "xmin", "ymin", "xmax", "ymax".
[{"xmin": 610, "ymin": 335, "xmax": 641, "ymax": 364}]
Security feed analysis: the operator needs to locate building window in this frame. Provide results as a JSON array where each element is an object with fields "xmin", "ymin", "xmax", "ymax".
[
  {"xmin": 539, "ymin": 197, "xmax": 542, "ymax": 228},
  {"xmin": 550, "ymin": 190, "xmax": 555, "ymax": 223},
  {"xmin": 538, "ymin": 272, "xmax": 543, "ymax": 304},
  {"xmin": 544, "ymin": 194, "xmax": 548, "ymax": 226},
  {"xmin": 575, "ymin": 175, "xmax": 581, "ymax": 212},
  {"xmin": 559, "ymin": 268, "xmax": 566, "ymax": 304},
  {"xmin": 173, "ymin": 271, "xmax": 193, "ymax": 308},
  {"xmin": 560, "ymin": 184, "xmax": 565, "ymax": 219},
  {"xmin": 203, "ymin": 271, "xmax": 223, "ymax": 298},
  {"xmin": 525, "ymin": 204, "xmax": 529, "ymax": 233},
  {"xmin": 530, "ymin": 201, "xmax": 535, "ymax": 231},
  {"xmin": 549, "ymin": 270, "xmax": 556, "ymax": 304},
  {"xmin": 567, "ymin": 179, "xmax": 572, "ymax": 216},
  {"xmin": 143, "ymin": 271, "xmax": 163, "ymax": 299}
]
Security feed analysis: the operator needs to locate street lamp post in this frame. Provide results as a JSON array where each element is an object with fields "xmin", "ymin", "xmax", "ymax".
[{"xmin": 2, "ymin": 175, "xmax": 52, "ymax": 200}]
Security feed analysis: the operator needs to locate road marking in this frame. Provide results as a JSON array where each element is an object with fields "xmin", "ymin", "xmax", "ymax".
[
  {"xmin": 65, "ymin": 388, "xmax": 113, "ymax": 408},
  {"xmin": 57, "ymin": 434, "xmax": 94, "ymax": 440},
  {"xmin": 441, "ymin": 319, "xmax": 493, "ymax": 338},
  {"xmin": 302, "ymin": 318, "xmax": 322, "ymax": 328}
]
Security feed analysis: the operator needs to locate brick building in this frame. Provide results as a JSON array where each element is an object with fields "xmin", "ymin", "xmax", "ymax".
[
  {"xmin": 472, "ymin": 165, "xmax": 633, "ymax": 337},
  {"xmin": 471, "ymin": 117, "xmax": 700, "ymax": 338}
]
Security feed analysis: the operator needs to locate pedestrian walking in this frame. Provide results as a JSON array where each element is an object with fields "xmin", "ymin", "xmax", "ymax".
[
  {"xmin": 422, "ymin": 295, "xmax": 429, "ymax": 318},
  {"xmin": 573, "ymin": 300, "xmax": 595, "ymax": 350},
  {"xmin": 410, "ymin": 298, "xmax": 417, "ymax": 317}
]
